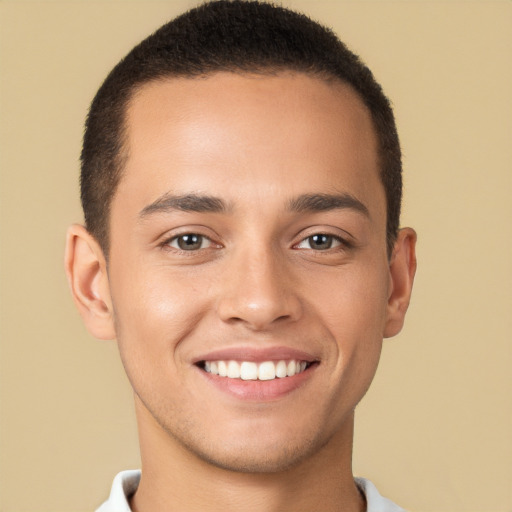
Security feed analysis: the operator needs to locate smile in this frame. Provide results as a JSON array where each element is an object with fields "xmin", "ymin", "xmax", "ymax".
[{"xmin": 201, "ymin": 360, "xmax": 310, "ymax": 381}]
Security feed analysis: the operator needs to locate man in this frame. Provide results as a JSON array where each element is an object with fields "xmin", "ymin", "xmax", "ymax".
[{"xmin": 65, "ymin": 1, "xmax": 416, "ymax": 510}]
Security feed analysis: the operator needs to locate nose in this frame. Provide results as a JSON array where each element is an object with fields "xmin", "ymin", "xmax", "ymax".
[{"xmin": 216, "ymin": 246, "xmax": 302, "ymax": 331}]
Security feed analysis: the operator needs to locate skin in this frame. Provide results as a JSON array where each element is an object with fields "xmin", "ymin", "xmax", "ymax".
[{"xmin": 66, "ymin": 72, "xmax": 416, "ymax": 512}]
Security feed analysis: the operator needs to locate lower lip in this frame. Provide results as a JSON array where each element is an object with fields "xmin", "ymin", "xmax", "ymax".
[{"xmin": 196, "ymin": 364, "xmax": 317, "ymax": 402}]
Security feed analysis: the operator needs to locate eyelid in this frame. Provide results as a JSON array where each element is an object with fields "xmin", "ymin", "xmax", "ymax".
[
  {"xmin": 157, "ymin": 226, "xmax": 223, "ymax": 251},
  {"xmin": 167, "ymin": 234, "xmax": 213, "ymax": 250},
  {"xmin": 295, "ymin": 234, "xmax": 343, "ymax": 250},
  {"xmin": 292, "ymin": 227, "xmax": 355, "ymax": 249}
]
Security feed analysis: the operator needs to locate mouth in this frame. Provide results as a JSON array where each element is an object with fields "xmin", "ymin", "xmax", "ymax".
[
  {"xmin": 196, "ymin": 359, "xmax": 315, "ymax": 381},
  {"xmin": 192, "ymin": 347, "xmax": 319, "ymax": 400}
]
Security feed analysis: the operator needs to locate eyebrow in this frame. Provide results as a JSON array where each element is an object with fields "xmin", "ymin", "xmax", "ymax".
[
  {"xmin": 288, "ymin": 193, "xmax": 369, "ymax": 217},
  {"xmin": 139, "ymin": 193, "xmax": 229, "ymax": 218},
  {"xmin": 139, "ymin": 191, "xmax": 369, "ymax": 218}
]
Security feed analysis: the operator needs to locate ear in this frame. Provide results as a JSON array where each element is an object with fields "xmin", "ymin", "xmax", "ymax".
[
  {"xmin": 383, "ymin": 227, "xmax": 417, "ymax": 338},
  {"xmin": 64, "ymin": 224, "xmax": 116, "ymax": 340}
]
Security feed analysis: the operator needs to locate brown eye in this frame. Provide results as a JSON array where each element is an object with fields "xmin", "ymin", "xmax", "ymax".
[
  {"xmin": 309, "ymin": 234, "xmax": 333, "ymax": 250},
  {"xmin": 296, "ymin": 234, "xmax": 342, "ymax": 251},
  {"xmin": 169, "ymin": 234, "xmax": 211, "ymax": 251}
]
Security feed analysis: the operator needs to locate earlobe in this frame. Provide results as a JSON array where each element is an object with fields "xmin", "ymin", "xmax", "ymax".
[
  {"xmin": 383, "ymin": 227, "xmax": 417, "ymax": 338},
  {"xmin": 64, "ymin": 224, "xmax": 116, "ymax": 340}
]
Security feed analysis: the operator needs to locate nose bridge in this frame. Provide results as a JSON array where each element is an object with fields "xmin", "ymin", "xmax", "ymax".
[{"xmin": 216, "ymin": 239, "xmax": 301, "ymax": 329}]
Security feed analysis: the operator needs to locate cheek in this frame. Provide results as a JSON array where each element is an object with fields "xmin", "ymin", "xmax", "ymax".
[
  {"xmin": 109, "ymin": 265, "xmax": 211, "ymax": 369},
  {"xmin": 308, "ymin": 260, "xmax": 390, "ymax": 335},
  {"xmin": 312, "ymin": 263, "xmax": 389, "ymax": 384}
]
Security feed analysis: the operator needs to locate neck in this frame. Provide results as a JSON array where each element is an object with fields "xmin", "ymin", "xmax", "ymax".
[{"xmin": 131, "ymin": 399, "xmax": 365, "ymax": 512}]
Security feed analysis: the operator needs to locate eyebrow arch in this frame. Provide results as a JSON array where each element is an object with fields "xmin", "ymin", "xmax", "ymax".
[
  {"xmin": 288, "ymin": 193, "xmax": 369, "ymax": 216},
  {"xmin": 139, "ymin": 193, "xmax": 229, "ymax": 218}
]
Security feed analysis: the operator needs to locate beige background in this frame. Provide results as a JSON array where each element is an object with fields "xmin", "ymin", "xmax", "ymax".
[{"xmin": 1, "ymin": 1, "xmax": 510, "ymax": 511}]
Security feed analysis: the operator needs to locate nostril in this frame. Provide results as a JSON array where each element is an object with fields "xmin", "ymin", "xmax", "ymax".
[{"xmin": 216, "ymin": 278, "xmax": 303, "ymax": 329}]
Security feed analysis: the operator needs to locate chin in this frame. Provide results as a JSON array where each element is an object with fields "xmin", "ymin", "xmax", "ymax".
[
  {"xmin": 176, "ymin": 426, "xmax": 329, "ymax": 475},
  {"xmin": 194, "ymin": 445, "xmax": 314, "ymax": 474}
]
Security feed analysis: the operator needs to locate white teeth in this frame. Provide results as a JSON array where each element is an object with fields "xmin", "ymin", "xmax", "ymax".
[
  {"xmin": 240, "ymin": 361, "xmax": 258, "ymax": 380},
  {"xmin": 218, "ymin": 361, "xmax": 227, "ymax": 377},
  {"xmin": 286, "ymin": 360, "xmax": 296, "ymax": 377},
  {"xmin": 227, "ymin": 360, "xmax": 241, "ymax": 378},
  {"xmin": 276, "ymin": 360, "xmax": 287, "ymax": 378},
  {"xmin": 258, "ymin": 361, "xmax": 276, "ymax": 381},
  {"xmin": 203, "ymin": 359, "xmax": 310, "ymax": 380}
]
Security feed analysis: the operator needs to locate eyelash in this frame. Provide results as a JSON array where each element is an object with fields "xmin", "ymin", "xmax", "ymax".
[
  {"xmin": 163, "ymin": 233, "xmax": 216, "ymax": 252},
  {"xmin": 294, "ymin": 233, "xmax": 350, "ymax": 251}
]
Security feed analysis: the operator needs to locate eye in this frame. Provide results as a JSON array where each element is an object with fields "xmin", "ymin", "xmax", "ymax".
[
  {"xmin": 296, "ymin": 233, "xmax": 343, "ymax": 251},
  {"xmin": 168, "ymin": 233, "xmax": 212, "ymax": 251}
]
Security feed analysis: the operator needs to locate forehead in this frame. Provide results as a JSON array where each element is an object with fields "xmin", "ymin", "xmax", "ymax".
[
  {"xmin": 115, "ymin": 71, "xmax": 384, "ymax": 220},
  {"xmin": 125, "ymin": 71, "xmax": 376, "ymax": 161}
]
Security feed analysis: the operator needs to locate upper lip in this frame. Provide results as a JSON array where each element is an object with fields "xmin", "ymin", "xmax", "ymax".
[{"xmin": 192, "ymin": 346, "xmax": 319, "ymax": 364}]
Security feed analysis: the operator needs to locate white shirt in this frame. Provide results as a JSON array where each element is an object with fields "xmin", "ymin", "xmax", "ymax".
[{"xmin": 96, "ymin": 470, "xmax": 406, "ymax": 512}]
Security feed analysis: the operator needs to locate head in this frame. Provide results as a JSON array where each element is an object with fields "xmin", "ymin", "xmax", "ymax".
[
  {"xmin": 81, "ymin": 0, "xmax": 402, "ymax": 257},
  {"xmin": 67, "ymin": 0, "xmax": 416, "ymax": 477}
]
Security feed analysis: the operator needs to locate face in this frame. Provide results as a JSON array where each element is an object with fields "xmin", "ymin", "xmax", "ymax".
[{"xmin": 101, "ymin": 72, "xmax": 407, "ymax": 472}]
